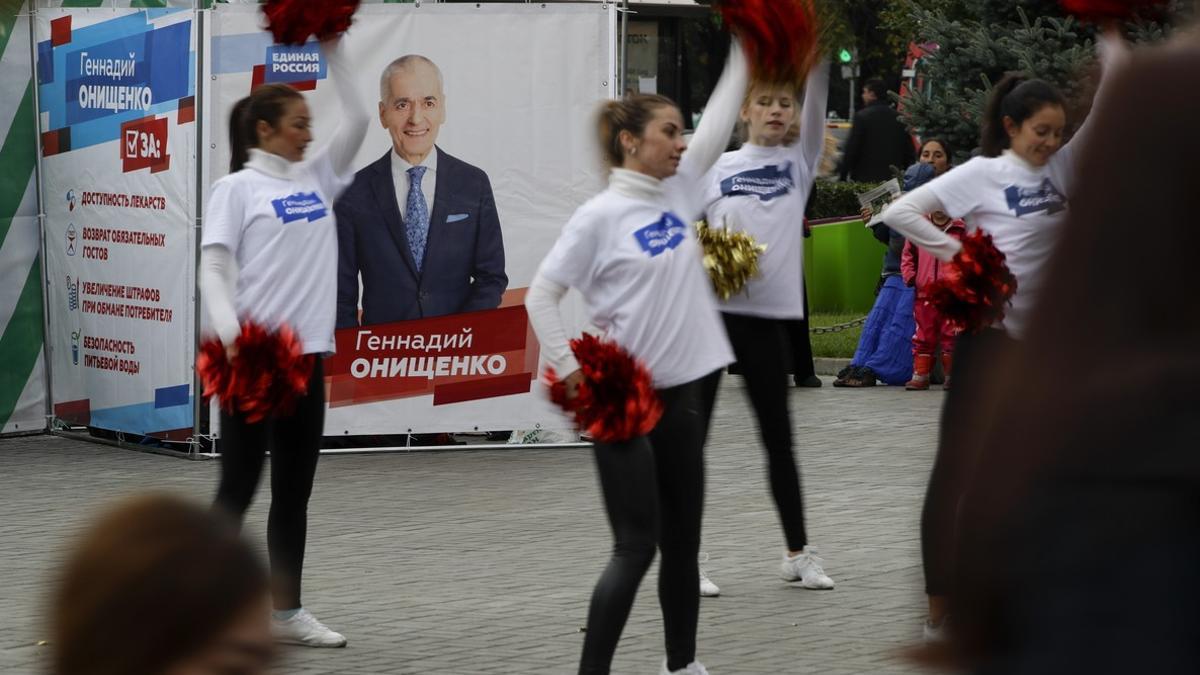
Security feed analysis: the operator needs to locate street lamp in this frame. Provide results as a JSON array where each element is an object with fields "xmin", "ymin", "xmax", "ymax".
[{"xmin": 839, "ymin": 48, "xmax": 861, "ymax": 117}]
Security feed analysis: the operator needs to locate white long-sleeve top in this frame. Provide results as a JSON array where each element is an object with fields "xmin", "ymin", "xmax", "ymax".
[
  {"xmin": 525, "ymin": 43, "xmax": 748, "ymax": 386},
  {"xmin": 700, "ymin": 61, "xmax": 830, "ymax": 319},
  {"xmin": 200, "ymin": 42, "xmax": 369, "ymax": 354},
  {"xmin": 882, "ymin": 33, "xmax": 1128, "ymax": 338}
]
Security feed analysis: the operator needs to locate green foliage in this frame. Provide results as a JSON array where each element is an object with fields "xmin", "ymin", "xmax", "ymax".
[
  {"xmin": 885, "ymin": 0, "xmax": 1191, "ymax": 164},
  {"xmin": 816, "ymin": 0, "xmax": 908, "ymax": 96},
  {"xmin": 807, "ymin": 178, "xmax": 882, "ymax": 220},
  {"xmin": 878, "ymin": 0, "xmax": 972, "ymax": 53}
]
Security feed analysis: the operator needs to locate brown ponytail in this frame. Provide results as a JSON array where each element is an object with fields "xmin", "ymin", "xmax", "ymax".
[
  {"xmin": 229, "ymin": 83, "xmax": 303, "ymax": 173},
  {"xmin": 596, "ymin": 94, "xmax": 678, "ymax": 168}
]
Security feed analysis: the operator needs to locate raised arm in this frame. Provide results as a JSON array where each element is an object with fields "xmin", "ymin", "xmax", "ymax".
[
  {"xmin": 307, "ymin": 40, "xmax": 371, "ymax": 195},
  {"xmin": 795, "ymin": 60, "xmax": 830, "ymax": 176},
  {"xmin": 678, "ymin": 40, "xmax": 750, "ymax": 181},
  {"xmin": 1056, "ymin": 29, "xmax": 1130, "ymax": 172}
]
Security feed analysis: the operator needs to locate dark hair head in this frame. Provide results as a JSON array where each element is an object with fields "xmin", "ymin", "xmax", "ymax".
[
  {"xmin": 229, "ymin": 83, "xmax": 304, "ymax": 173},
  {"xmin": 596, "ymin": 94, "xmax": 679, "ymax": 168},
  {"xmin": 980, "ymin": 74, "xmax": 1065, "ymax": 157},
  {"xmin": 51, "ymin": 494, "xmax": 269, "ymax": 675},
  {"xmin": 864, "ymin": 78, "xmax": 888, "ymax": 101},
  {"xmin": 920, "ymin": 137, "xmax": 953, "ymax": 164}
]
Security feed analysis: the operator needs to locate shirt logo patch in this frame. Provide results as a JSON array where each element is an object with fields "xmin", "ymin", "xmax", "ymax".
[
  {"xmin": 633, "ymin": 212, "xmax": 687, "ymax": 257},
  {"xmin": 271, "ymin": 192, "xmax": 328, "ymax": 224},
  {"xmin": 1004, "ymin": 179, "xmax": 1066, "ymax": 217},
  {"xmin": 720, "ymin": 162, "xmax": 794, "ymax": 202}
]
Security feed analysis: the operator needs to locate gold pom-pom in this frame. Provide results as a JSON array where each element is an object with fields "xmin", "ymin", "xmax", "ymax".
[{"xmin": 695, "ymin": 221, "xmax": 767, "ymax": 301}]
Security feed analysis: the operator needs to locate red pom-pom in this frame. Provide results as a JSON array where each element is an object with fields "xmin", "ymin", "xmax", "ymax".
[
  {"xmin": 544, "ymin": 335, "xmax": 663, "ymax": 444},
  {"xmin": 197, "ymin": 322, "xmax": 315, "ymax": 424},
  {"xmin": 1060, "ymin": 0, "xmax": 1166, "ymax": 21},
  {"xmin": 263, "ymin": 0, "xmax": 360, "ymax": 46},
  {"xmin": 718, "ymin": 0, "xmax": 820, "ymax": 84},
  {"xmin": 923, "ymin": 231, "xmax": 1019, "ymax": 334}
]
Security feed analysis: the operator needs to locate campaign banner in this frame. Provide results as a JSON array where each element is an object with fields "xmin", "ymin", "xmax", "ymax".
[
  {"xmin": 208, "ymin": 4, "xmax": 611, "ymax": 435},
  {"xmin": 38, "ymin": 8, "xmax": 197, "ymax": 439}
]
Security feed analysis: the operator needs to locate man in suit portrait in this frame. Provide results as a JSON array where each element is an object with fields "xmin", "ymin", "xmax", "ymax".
[{"xmin": 335, "ymin": 54, "xmax": 508, "ymax": 329}]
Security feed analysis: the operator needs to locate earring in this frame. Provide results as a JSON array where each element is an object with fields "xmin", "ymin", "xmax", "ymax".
[{"xmin": 630, "ymin": 146, "xmax": 638, "ymax": 156}]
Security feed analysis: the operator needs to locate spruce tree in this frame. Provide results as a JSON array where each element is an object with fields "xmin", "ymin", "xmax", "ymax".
[{"xmin": 892, "ymin": 0, "xmax": 1191, "ymax": 164}]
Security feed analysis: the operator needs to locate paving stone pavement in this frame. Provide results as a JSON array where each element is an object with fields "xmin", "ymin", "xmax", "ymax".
[{"xmin": 0, "ymin": 376, "xmax": 946, "ymax": 675}]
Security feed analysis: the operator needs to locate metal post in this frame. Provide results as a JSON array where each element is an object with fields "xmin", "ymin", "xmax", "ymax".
[
  {"xmin": 28, "ymin": 1, "xmax": 54, "ymax": 432},
  {"xmin": 618, "ymin": 0, "xmax": 629, "ymax": 96},
  {"xmin": 849, "ymin": 74, "xmax": 857, "ymax": 119},
  {"xmin": 190, "ymin": 1, "xmax": 206, "ymax": 459}
]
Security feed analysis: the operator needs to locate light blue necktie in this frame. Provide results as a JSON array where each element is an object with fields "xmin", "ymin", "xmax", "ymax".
[{"xmin": 405, "ymin": 166, "xmax": 429, "ymax": 272}]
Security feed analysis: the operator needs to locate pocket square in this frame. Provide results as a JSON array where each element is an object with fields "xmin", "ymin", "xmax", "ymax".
[{"xmin": 446, "ymin": 213, "xmax": 469, "ymax": 223}]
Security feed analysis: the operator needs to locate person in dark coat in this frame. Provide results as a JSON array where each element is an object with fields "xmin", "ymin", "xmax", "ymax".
[{"xmin": 837, "ymin": 79, "xmax": 916, "ymax": 183}]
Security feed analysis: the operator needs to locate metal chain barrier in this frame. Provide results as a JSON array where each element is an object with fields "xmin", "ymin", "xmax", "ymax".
[{"xmin": 809, "ymin": 316, "xmax": 868, "ymax": 335}]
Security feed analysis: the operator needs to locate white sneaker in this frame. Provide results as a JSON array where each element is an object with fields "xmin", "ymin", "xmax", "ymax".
[
  {"xmin": 698, "ymin": 552, "xmax": 720, "ymax": 597},
  {"xmin": 271, "ymin": 608, "xmax": 347, "ymax": 647},
  {"xmin": 780, "ymin": 546, "xmax": 835, "ymax": 589},
  {"xmin": 660, "ymin": 660, "xmax": 710, "ymax": 675}
]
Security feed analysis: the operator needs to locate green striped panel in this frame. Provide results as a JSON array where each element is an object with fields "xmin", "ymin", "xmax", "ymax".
[
  {"xmin": 0, "ymin": 3, "xmax": 44, "ymax": 433},
  {"xmin": 0, "ymin": 256, "xmax": 43, "ymax": 430},
  {"xmin": 0, "ymin": 80, "xmax": 33, "ymax": 239}
]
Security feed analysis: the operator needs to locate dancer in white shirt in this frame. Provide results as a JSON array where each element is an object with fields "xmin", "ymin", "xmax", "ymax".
[
  {"xmin": 199, "ymin": 39, "xmax": 369, "ymax": 648},
  {"xmin": 696, "ymin": 59, "xmax": 835, "ymax": 594},
  {"xmin": 880, "ymin": 30, "xmax": 1127, "ymax": 641},
  {"xmin": 525, "ymin": 42, "xmax": 748, "ymax": 675}
]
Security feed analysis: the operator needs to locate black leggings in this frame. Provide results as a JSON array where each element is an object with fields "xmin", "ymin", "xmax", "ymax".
[
  {"xmin": 920, "ymin": 329, "xmax": 1012, "ymax": 596},
  {"xmin": 579, "ymin": 376, "xmax": 710, "ymax": 675},
  {"xmin": 702, "ymin": 313, "xmax": 808, "ymax": 551},
  {"xmin": 785, "ymin": 285, "xmax": 816, "ymax": 380},
  {"xmin": 214, "ymin": 358, "xmax": 325, "ymax": 610}
]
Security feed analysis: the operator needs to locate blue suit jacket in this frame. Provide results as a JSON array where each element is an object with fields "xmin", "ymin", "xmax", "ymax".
[{"xmin": 335, "ymin": 148, "xmax": 508, "ymax": 328}]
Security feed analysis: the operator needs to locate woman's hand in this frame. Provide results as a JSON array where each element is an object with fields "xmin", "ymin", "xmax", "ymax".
[
  {"xmin": 563, "ymin": 369, "xmax": 585, "ymax": 402},
  {"xmin": 860, "ymin": 206, "xmax": 874, "ymax": 223}
]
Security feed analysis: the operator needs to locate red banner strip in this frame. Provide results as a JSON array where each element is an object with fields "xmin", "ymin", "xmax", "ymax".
[
  {"xmin": 53, "ymin": 398, "xmax": 91, "ymax": 426},
  {"xmin": 432, "ymin": 372, "xmax": 533, "ymax": 406}
]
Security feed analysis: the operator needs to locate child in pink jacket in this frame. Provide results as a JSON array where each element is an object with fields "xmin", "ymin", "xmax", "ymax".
[{"xmin": 900, "ymin": 212, "xmax": 967, "ymax": 390}]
